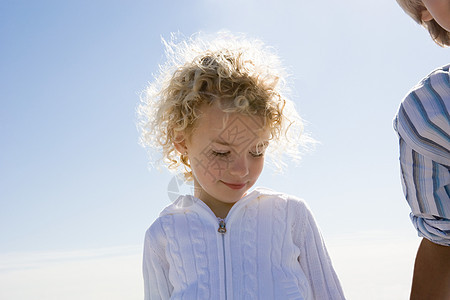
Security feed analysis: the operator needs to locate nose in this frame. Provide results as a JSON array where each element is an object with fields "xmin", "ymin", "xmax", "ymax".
[{"xmin": 228, "ymin": 155, "xmax": 249, "ymax": 178}]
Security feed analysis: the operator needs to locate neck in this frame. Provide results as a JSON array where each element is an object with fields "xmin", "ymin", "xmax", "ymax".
[
  {"xmin": 207, "ymin": 201, "xmax": 234, "ymax": 219},
  {"xmin": 193, "ymin": 184, "xmax": 235, "ymax": 219}
]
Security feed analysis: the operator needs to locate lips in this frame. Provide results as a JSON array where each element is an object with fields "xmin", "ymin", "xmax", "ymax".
[{"xmin": 222, "ymin": 181, "xmax": 246, "ymax": 190}]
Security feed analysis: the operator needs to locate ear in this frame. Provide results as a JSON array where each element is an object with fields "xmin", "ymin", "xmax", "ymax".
[
  {"xmin": 173, "ymin": 133, "xmax": 188, "ymax": 155},
  {"xmin": 421, "ymin": 9, "xmax": 433, "ymax": 22}
]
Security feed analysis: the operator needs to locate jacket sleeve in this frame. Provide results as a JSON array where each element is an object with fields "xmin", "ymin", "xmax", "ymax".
[
  {"xmin": 143, "ymin": 221, "xmax": 172, "ymax": 300},
  {"xmin": 293, "ymin": 201, "xmax": 346, "ymax": 300}
]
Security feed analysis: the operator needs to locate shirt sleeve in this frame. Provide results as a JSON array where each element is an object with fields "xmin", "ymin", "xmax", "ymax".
[
  {"xmin": 394, "ymin": 64, "xmax": 450, "ymax": 246},
  {"xmin": 398, "ymin": 137, "xmax": 450, "ymax": 246},
  {"xmin": 143, "ymin": 222, "xmax": 173, "ymax": 300},
  {"xmin": 293, "ymin": 201, "xmax": 346, "ymax": 300}
]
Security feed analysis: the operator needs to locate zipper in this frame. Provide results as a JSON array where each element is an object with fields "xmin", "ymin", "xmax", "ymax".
[
  {"xmin": 218, "ymin": 218, "xmax": 227, "ymax": 300},
  {"xmin": 184, "ymin": 191, "xmax": 258, "ymax": 299},
  {"xmin": 218, "ymin": 218, "xmax": 227, "ymax": 234}
]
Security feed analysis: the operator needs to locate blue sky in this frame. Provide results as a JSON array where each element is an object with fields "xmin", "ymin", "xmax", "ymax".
[{"xmin": 1, "ymin": 0, "xmax": 448, "ymax": 298}]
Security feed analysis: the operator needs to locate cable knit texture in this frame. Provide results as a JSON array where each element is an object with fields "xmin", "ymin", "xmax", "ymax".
[{"xmin": 143, "ymin": 187, "xmax": 346, "ymax": 300}]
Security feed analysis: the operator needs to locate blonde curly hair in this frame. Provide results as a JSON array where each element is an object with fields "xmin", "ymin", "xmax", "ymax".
[
  {"xmin": 396, "ymin": 0, "xmax": 450, "ymax": 47},
  {"xmin": 137, "ymin": 32, "xmax": 313, "ymax": 179}
]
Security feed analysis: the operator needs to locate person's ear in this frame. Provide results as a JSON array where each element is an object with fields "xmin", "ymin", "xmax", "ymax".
[
  {"xmin": 421, "ymin": 9, "xmax": 433, "ymax": 22},
  {"xmin": 174, "ymin": 133, "xmax": 188, "ymax": 155}
]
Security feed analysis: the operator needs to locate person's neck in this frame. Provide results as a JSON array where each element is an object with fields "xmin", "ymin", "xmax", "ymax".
[
  {"xmin": 208, "ymin": 201, "xmax": 234, "ymax": 219},
  {"xmin": 193, "ymin": 188, "xmax": 235, "ymax": 219}
]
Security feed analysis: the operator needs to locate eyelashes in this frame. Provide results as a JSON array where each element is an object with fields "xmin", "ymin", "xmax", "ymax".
[
  {"xmin": 211, "ymin": 151, "xmax": 230, "ymax": 157},
  {"xmin": 250, "ymin": 151, "xmax": 264, "ymax": 158},
  {"xmin": 211, "ymin": 150, "xmax": 264, "ymax": 158},
  {"xmin": 209, "ymin": 141, "xmax": 268, "ymax": 159}
]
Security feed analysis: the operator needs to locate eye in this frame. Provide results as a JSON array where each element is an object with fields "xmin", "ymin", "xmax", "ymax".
[
  {"xmin": 212, "ymin": 150, "xmax": 230, "ymax": 157},
  {"xmin": 250, "ymin": 142, "xmax": 268, "ymax": 157},
  {"xmin": 250, "ymin": 151, "xmax": 264, "ymax": 157}
]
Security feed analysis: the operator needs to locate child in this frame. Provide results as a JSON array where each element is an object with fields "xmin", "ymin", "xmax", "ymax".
[
  {"xmin": 394, "ymin": 1, "xmax": 450, "ymax": 299},
  {"xmin": 138, "ymin": 32, "xmax": 345, "ymax": 300}
]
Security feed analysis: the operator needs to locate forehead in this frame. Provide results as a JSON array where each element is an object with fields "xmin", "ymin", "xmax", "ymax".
[{"xmin": 193, "ymin": 102, "xmax": 269, "ymax": 144}]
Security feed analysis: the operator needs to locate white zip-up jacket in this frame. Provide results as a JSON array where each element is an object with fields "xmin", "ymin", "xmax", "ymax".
[{"xmin": 143, "ymin": 187, "xmax": 346, "ymax": 299}]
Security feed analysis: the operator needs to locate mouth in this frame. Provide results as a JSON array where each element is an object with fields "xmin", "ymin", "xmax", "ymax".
[{"xmin": 222, "ymin": 181, "xmax": 246, "ymax": 190}]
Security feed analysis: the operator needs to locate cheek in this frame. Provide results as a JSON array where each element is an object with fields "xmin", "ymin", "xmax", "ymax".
[
  {"xmin": 191, "ymin": 155, "xmax": 230, "ymax": 182},
  {"xmin": 423, "ymin": 0, "xmax": 450, "ymax": 30},
  {"xmin": 250, "ymin": 158, "xmax": 265, "ymax": 177}
]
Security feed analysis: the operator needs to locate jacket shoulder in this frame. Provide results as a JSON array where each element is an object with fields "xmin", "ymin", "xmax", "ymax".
[{"xmin": 253, "ymin": 187, "xmax": 310, "ymax": 213}]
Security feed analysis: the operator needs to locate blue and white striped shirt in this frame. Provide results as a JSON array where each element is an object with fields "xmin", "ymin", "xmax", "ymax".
[{"xmin": 394, "ymin": 64, "xmax": 450, "ymax": 246}]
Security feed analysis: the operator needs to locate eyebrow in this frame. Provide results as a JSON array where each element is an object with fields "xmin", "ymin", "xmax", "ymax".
[
  {"xmin": 211, "ymin": 140, "xmax": 230, "ymax": 146},
  {"xmin": 210, "ymin": 139, "xmax": 269, "ymax": 147},
  {"xmin": 210, "ymin": 139, "xmax": 231, "ymax": 146}
]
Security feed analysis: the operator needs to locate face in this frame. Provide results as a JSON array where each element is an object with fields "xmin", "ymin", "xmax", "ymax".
[
  {"xmin": 421, "ymin": 0, "xmax": 450, "ymax": 31},
  {"xmin": 176, "ymin": 102, "xmax": 269, "ymax": 215}
]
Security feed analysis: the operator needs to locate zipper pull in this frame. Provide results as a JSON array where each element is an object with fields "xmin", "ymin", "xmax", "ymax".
[{"xmin": 217, "ymin": 218, "xmax": 227, "ymax": 234}]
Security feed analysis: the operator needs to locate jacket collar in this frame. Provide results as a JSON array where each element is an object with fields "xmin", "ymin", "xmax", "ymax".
[{"xmin": 159, "ymin": 186, "xmax": 276, "ymax": 219}]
